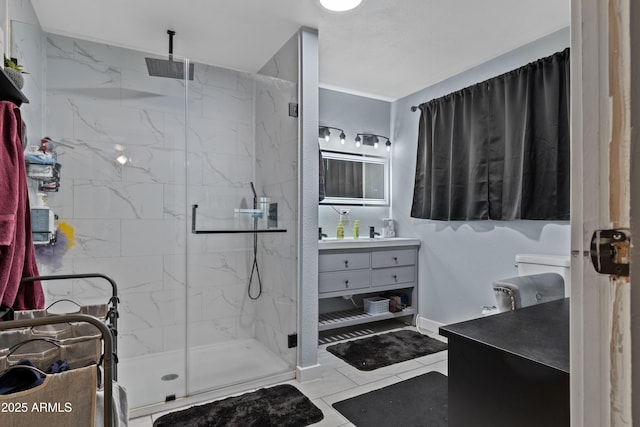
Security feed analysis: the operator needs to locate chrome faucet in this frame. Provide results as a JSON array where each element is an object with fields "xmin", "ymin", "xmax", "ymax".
[{"xmin": 369, "ymin": 226, "xmax": 380, "ymax": 239}]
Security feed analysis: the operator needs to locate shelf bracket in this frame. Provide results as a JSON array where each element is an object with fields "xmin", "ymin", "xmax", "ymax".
[{"xmin": 191, "ymin": 204, "xmax": 287, "ymax": 235}]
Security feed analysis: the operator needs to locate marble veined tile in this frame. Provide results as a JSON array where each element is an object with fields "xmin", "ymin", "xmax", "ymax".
[
  {"xmin": 122, "ymin": 288, "xmax": 186, "ymax": 329},
  {"xmin": 121, "ymin": 219, "xmax": 185, "ymax": 256},
  {"xmin": 200, "ymin": 152, "xmax": 254, "ymax": 187},
  {"xmin": 46, "ymin": 55, "xmax": 122, "ymax": 94},
  {"xmin": 46, "ymin": 34, "xmax": 74, "ymax": 59},
  {"xmin": 63, "ymin": 219, "xmax": 121, "ymax": 259},
  {"xmin": 73, "ymin": 180, "xmax": 164, "ymax": 219},
  {"xmin": 70, "ymin": 99, "xmax": 165, "ymax": 146},
  {"xmin": 195, "ymin": 62, "xmax": 254, "ymax": 92},
  {"xmin": 187, "ymin": 115, "xmax": 242, "ymax": 156},
  {"xmin": 118, "ymin": 327, "xmax": 165, "ymax": 359},
  {"xmin": 121, "ymin": 146, "xmax": 188, "ymax": 185},
  {"xmin": 49, "ymin": 137, "xmax": 125, "ymax": 182},
  {"xmin": 201, "ymin": 84, "xmax": 254, "ymax": 121}
]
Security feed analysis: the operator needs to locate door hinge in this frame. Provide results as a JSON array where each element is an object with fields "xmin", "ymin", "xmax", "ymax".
[
  {"xmin": 590, "ymin": 229, "xmax": 630, "ymax": 276},
  {"xmin": 288, "ymin": 103, "xmax": 298, "ymax": 117},
  {"xmin": 287, "ymin": 333, "xmax": 298, "ymax": 348}
]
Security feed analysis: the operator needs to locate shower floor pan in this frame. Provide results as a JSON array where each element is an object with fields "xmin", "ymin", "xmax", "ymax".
[{"xmin": 119, "ymin": 338, "xmax": 290, "ymax": 409}]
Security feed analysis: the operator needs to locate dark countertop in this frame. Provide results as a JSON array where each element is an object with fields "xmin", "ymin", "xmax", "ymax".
[{"xmin": 440, "ymin": 298, "xmax": 569, "ymax": 373}]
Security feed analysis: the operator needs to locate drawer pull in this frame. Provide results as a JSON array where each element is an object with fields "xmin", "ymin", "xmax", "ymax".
[
  {"xmin": 393, "ymin": 256, "xmax": 398, "ymax": 263},
  {"xmin": 344, "ymin": 280, "xmax": 349, "ymax": 288},
  {"xmin": 344, "ymin": 260, "xmax": 349, "ymax": 268},
  {"xmin": 393, "ymin": 274, "xmax": 398, "ymax": 281}
]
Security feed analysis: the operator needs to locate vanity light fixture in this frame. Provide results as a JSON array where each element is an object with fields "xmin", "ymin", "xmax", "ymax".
[
  {"xmin": 319, "ymin": 0, "xmax": 363, "ymax": 12},
  {"xmin": 319, "ymin": 126, "xmax": 346, "ymax": 144},
  {"xmin": 355, "ymin": 133, "xmax": 391, "ymax": 151}
]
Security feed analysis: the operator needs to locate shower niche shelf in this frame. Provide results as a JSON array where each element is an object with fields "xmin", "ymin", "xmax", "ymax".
[
  {"xmin": 191, "ymin": 204, "xmax": 287, "ymax": 234},
  {"xmin": 0, "ymin": 67, "xmax": 29, "ymax": 106}
]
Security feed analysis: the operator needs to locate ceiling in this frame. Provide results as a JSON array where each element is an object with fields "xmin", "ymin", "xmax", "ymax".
[{"xmin": 30, "ymin": 0, "xmax": 570, "ymax": 101}]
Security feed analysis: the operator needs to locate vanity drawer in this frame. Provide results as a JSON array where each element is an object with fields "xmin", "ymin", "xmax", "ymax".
[
  {"xmin": 371, "ymin": 249, "xmax": 417, "ymax": 268},
  {"xmin": 371, "ymin": 265, "xmax": 416, "ymax": 287},
  {"xmin": 319, "ymin": 252, "xmax": 370, "ymax": 272},
  {"xmin": 319, "ymin": 270, "xmax": 371, "ymax": 293}
]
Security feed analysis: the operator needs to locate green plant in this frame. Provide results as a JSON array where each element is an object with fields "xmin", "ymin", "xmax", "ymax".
[{"xmin": 4, "ymin": 57, "xmax": 28, "ymax": 74}]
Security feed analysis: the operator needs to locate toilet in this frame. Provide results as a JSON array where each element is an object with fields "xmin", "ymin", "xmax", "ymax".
[
  {"xmin": 515, "ymin": 254, "xmax": 571, "ymax": 297},
  {"xmin": 492, "ymin": 253, "xmax": 571, "ymax": 312}
]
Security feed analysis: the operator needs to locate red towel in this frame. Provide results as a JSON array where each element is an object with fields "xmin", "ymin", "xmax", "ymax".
[{"xmin": 0, "ymin": 100, "xmax": 43, "ymax": 311}]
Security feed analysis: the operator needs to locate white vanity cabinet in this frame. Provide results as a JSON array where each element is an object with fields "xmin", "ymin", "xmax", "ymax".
[{"xmin": 318, "ymin": 238, "xmax": 420, "ymax": 331}]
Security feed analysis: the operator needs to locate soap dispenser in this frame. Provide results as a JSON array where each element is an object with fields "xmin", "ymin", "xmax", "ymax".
[{"xmin": 336, "ymin": 218, "xmax": 344, "ymax": 240}]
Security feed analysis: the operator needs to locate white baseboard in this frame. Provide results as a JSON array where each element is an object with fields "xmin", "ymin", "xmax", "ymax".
[
  {"xmin": 415, "ymin": 315, "xmax": 445, "ymax": 335},
  {"xmin": 296, "ymin": 363, "xmax": 323, "ymax": 382}
]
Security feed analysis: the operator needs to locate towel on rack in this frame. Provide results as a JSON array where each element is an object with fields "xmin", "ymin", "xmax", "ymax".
[
  {"xmin": 96, "ymin": 382, "xmax": 129, "ymax": 427},
  {"xmin": 319, "ymin": 144, "xmax": 326, "ymax": 201},
  {"xmin": 0, "ymin": 100, "xmax": 43, "ymax": 311}
]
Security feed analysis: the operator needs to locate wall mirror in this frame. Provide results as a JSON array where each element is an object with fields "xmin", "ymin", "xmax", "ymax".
[{"xmin": 321, "ymin": 150, "xmax": 389, "ymax": 205}]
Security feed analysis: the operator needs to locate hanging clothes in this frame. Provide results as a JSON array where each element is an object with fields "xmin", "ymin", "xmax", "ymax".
[
  {"xmin": 0, "ymin": 100, "xmax": 44, "ymax": 312},
  {"xmin": 319, "ymin": 144, "xmax": 326, "ymax": 202}
]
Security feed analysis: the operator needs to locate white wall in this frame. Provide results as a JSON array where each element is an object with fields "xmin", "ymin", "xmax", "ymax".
[
  {"xmin": 254, "ymin": 73, "xmax": 298, "ymax": 366},
  {"xmin": 391, "ymin": 27, "xmax": 571, "ymax": 325}
]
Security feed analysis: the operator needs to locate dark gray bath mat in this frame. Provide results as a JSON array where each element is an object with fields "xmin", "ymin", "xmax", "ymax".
[
  {"xmin": 333, "ymin": 371, "xmax": 448, "ymax": 427},
  {"xmin": 153, "ymin": 384, "xmax": 323, "ymax": 427},
  {"xmin": 326, "ymin": 329, "xmax": 447, "ymax": 371}
]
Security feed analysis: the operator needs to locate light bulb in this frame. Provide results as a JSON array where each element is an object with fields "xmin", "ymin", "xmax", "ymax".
[
  {"xmin": 386, "ymin": 140, "xmax": 392, "ymax": 152},
  {"xmin": 340, "ymin": 132, "xmax": 346, "ymax": 144},
  {"xmin": 116, "ymin": 155, "xmax": 128, "ymax": 165},
  {"xmin": 325, "ymin": 133, "xmax": 330, "ymax": 142},
  {"xmin": 374, "ymin": 141, "xmax": 379, "ymax": 149}
]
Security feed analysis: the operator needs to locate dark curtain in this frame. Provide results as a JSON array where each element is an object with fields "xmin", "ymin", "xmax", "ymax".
[{"xmin": 411, "ymin": 48, "xmax": 570, "ymax": 220}]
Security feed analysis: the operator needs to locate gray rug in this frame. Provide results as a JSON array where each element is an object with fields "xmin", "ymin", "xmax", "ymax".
[
  {"xmin": 333, "ymin": 371, "xmax": 448, "ymax": 426},
  {"xmin": 153, "ymin": 384, "xmax": 323, "ymax": 427},
  {"xmin": 326, "ymin": 329, "xmax": 448, "ymax": 371}
]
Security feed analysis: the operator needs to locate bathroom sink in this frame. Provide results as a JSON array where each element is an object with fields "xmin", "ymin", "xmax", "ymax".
[{"xmin": 318, "ymin": 237, "xmax": 420, "ymax": 249}]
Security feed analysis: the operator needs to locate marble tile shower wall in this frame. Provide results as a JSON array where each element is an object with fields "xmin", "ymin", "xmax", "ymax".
[
  {"xmin": 254, "ymin": 75, "xmax": 298, "ymax": 365},
  {"xmin": 43, "ymin": 33, "xmax": 294, "ymax": 361}
]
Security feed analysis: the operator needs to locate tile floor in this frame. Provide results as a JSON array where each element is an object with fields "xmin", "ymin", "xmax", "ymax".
[{"xmin": 128, "ymin": 326, "xmax": 448, "ymax": 427}]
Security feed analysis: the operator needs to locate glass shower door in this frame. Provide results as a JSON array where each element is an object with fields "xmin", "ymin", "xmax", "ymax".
[{"xmin": 185, "ymin": 61, "xmax": 299, "ymax": 395}]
